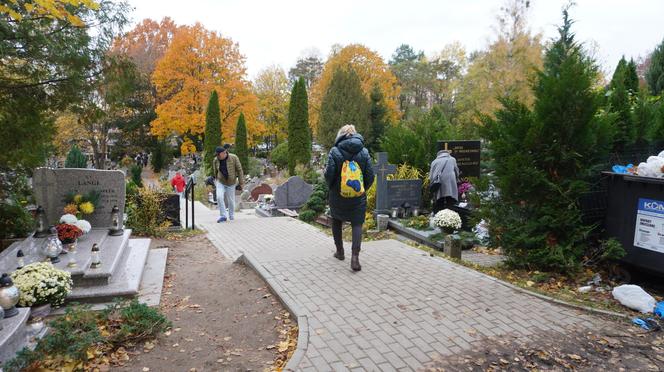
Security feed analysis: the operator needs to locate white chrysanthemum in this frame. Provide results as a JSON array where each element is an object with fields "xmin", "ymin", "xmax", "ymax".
[
  {"xmin": 432, "ymin": 209, "xmax": 462, "ymax": 230},
  {"xmin": 75, "ymin": 219, "xmax": 91, "ymax": 233},
  {"xmin": 60, "ymin": 214, "xmax": 78, "ymax": 224}
]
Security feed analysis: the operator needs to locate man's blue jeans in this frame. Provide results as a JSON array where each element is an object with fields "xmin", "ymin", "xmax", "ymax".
[{"xmin": 214, "ymin": 180, "xmax": 236, "ymax": 220}]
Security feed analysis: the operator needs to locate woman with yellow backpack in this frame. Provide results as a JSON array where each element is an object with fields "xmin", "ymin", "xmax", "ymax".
[{"xmin": 324, "ymin": 125, "xmax": 375, "ymax": 271}]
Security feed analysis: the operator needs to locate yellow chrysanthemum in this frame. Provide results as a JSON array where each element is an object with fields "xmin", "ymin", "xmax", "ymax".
[
  {"xmin": 73, "ymin": 194, "xmax": 83, "ymax": 203},
  {"xmin": 79, "ymin": 202, "xmax": 94, "ymax": 214},
  {"xmin": 63, "ymin": 203, "xmax": 78, "ymax": 215}
]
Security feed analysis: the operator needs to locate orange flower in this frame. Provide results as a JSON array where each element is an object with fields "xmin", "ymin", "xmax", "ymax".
[{"xmin": 63, "ymin": 203, "xmax": 78, "ymax": 215}]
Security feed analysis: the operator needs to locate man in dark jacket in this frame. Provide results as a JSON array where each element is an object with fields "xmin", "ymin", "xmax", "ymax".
[{"xmin": 324, "ymin": 125, "xmax": 375, "ymax": 271}]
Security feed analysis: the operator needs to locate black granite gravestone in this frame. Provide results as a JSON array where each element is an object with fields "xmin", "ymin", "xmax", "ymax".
[
  {"xmin": 437, "ymin": 140, "xmax": 481, "ymax": 177},
  {"xmin": 387, "ymin": 179, "xmax": 422, "ymax": 208},
  {"xmin": 374, "ymin": 152, "xmax": 397, "ymax": 216}
]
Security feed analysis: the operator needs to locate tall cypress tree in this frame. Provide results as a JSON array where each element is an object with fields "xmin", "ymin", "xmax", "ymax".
[
  {"xmin": 203, "ymin": 90, "xmax": 222, "ymax": 176},
  {"xmin": 318, "ymin": 66, "xmax": 370, "ymax": 149},
  {"xmin": 368, "ymin": 84, "xmax": 388, "ymax": 153},
  {"xmin": 287, "ymin": 77, "xmax": 311, "ymax": 173},
  {"xmin": 625, "ymin": 58, "xmax": 640, "ymax": 93},
  {"xmin": 646, "ymin": 38, "xmax": 664, "ymax": 95},
  {"xmin": 608, "ymin": 57, "xmax": 633, "ymax": 151},
  {"xmin": 235, "ymin": 112, "xmax": 249, "ymax": 172}
]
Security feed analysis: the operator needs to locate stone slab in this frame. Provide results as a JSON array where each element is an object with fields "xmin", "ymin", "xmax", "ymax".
[
  {"xmin": 33, "ymin": 167, "xmax": 126, "ymax": 227},
  {"xmin": 387, "ymin": 179, "xmax": 423, "ymax": 208},
  {"xmin": 0, "ymin": 308, "xmax": 30, "ymax": 364},
  {"xmin": 52, "ymin": 245, "xmax": 166, "ymax": 313},
  {"xmin": 274, "ymin": 176, "xmax": 313, "ymax": 209},
  {"xmin": 67, "ymin": 238, "xmax": 150, "ymax": 303},
  {"xmin": 138, "ymin": 248, "xmax": 168, "ymax": 307}
]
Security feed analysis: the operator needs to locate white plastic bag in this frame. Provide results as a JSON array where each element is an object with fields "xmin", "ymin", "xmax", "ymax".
[{"xmin": 612, "ymin": 284, "xmax": 656, "ymax": 313}]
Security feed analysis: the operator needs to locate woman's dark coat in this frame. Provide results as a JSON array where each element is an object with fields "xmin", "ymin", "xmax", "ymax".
[{"xmin": 324, "ymin": 134, "xmax": 375, "ymax": 225}]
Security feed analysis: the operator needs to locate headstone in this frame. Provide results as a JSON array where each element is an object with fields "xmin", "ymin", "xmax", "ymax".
[
  {"xmin": 374, "ymin": 152, "xmax": 397, "ymax": 216},
  {"xmin": 274, "ymin": 176, "xmax": 313, "ymax": 209},
  {"xmin": 33, "ymin": 168, "xmax": 125, "ymax": 227},
  {"xmin": 387, "ymin": 179, "xmax": 423, "ymax": 208},
  {"xmin": 437, "ymin": 140, "xmax": 481, "ymax": 177},
  {"xmin": 250, "ymin": 183, "xmax": 273, "ymax": 201}
]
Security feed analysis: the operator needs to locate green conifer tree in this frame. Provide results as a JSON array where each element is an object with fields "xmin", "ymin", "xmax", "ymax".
[
  {"xmin": 368, "ymin": 84, "xmax": 388, "ymax": 153},
  {"xmin": 482, "ymin": 8, "xmax": 613, "ymax": 273},
  {"xmin": 235, "ymin": 112, "xmax": 249, "ymax": 172},
  {"xmin": 318, "ymin": 66, "xmax": 370, "ymax": 149},
  {"xmin": 203, "ymin": 90, "xmax": 222, "ymax": 176},
  {"xmin": 646, "ymin": 38, "xmax": 664, "ymax": 95},
  {"xmin": 608, "ymin": 56, "xmax": 633, "ymax": 151},
  {"xmin": 64, "ymin": 145, "xmax": 87, "ymax": 168},
  {"xmin": 287, "ymin": 77, "xmax": 312, "ymax": 173}
]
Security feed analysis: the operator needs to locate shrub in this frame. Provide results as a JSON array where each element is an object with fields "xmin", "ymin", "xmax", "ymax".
[
  {"xmin": 0, "ymin": 200, "xmax": 33, "ymax": 239},
  {"xmin": 287, "ymin": 77, "xmax": 311, "ymax": 173},
  {"xmin": 247, "ymin": 157, "xmax": 264, "ymax": 178},
  {"xmin": 270, "ymin": 141, "xmax": 289, "ymax": 169},
  {"xmin": 3, "ymin": 300, "xmax": 170, "ymax": 372},
  {"xmin": 125, "ymin": 180, "xmax": 139, "ymax": 201},
  {"xmin": 381, "ymin": 106, "xmax": 458, "ymax": 172},
  {"xmin": 64, "ymin": 145, "xmax": 87, "ymax": 168},
  {"xmin": 406, "ymin": 215, "xmax": 431, "ymax": 230},
  {"xmin": 295, "ymin": 164, "xmax": 320, "ymax": 184},
  {"xmin": 298, "ymin": 209, "xmax": 317, "ymax": 223},
  {"xmin": 129, "ymin": 164, "xmax": 143, "ymax": 187},
  {"xmin": 151, "ymin": 140, "xmax": 172, "ymax": 173},
  {"xmin": 235, "ymin": 113, "xmax": 249, "ymax": 172},
  {"xmin": 126, "ymin": 187, "xmax": 169, "ymax": 237},
  {"xmin": 203, "ymin": 90, "xmax": 222, "ymax": 177}
]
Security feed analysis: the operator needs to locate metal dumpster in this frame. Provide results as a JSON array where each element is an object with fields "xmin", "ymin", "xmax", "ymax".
[{"xmin": 604, "ymin": 172, "xmax": 664, "ymax": 275}]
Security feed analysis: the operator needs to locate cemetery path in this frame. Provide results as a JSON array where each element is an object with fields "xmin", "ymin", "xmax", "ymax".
[{"xmin": 196, "ymin": 205, "xmax": 618, "ymax": 372}]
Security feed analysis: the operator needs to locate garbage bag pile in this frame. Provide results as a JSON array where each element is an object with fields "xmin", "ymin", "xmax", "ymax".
[{"xmin": 612, "ymin": 150, "xmax": 664, "ymax": 178}]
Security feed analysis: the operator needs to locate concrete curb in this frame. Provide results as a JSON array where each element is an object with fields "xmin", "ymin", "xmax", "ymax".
[
  {"xmin": 238, "ymin": 251, "xmax": 309, "ymax": 371},
  {"xmin": 402, "ymin": 242, "xmax": 631, "ymax": 320}
]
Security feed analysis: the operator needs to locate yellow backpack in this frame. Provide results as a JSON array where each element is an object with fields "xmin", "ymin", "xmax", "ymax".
[{"xmin": 340, "ymin": 159, "xmax": 365, "ymax": 198}]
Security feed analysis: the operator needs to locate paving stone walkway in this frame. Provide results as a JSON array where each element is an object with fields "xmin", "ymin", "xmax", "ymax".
[{"xmin": 194, "ymin": 204, "xmax": 604, "ymax": 371}]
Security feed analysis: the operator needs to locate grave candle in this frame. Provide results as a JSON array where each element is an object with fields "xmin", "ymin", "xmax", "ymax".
[
  {"xmin": 109, "ymin": 205, "xmax": 124, "ymax": 236},
  {"xmin": 34, "ymin": 206, "xmax": 49, "ymax": 238},
  {"xmin": 16, "ymin": 250, "xmax": 24, "ymax": 269},
  {"xmin": 90, "ymin": 244, "xmax": 101, "ymax": 268}
]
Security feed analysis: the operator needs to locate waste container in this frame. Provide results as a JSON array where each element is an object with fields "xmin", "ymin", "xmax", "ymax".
[{"xmin": 604, "ymin": 172, "xmax": 664, "ymax": 275}]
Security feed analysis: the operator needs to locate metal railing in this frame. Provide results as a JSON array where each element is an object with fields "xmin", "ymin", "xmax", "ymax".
[{"xmin": 184, "ymin": 176, "xmax": 195, "ymax": 230}]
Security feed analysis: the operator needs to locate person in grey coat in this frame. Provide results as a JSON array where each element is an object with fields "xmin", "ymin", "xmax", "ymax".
[
  {"xmin": 429, "ymin": 150, "xmax": 460, "ymax": 213},
  {"xmin": 324, "ymin": 125, "xmax": 375, "ymax": 271}
]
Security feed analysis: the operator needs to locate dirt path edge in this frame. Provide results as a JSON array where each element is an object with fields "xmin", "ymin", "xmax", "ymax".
[{"xmin": 238, "ymin": 251, "xmax": 309, "ymax": 371}]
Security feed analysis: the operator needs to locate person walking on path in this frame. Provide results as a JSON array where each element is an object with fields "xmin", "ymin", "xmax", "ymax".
[
  {"xmin": 429, "ymin": 149, "xmax": 459, "ymax": 213},
  {"xmin": 212, "ymin": 146, "xmax": 244, "ymax": 222},
  {"xmin": 170, "ymin": 172, "xmax": 186, "ymax": 198},
  {"xmin": 324, "ymin": 125, "xmax": 375, "ymax": 271}
]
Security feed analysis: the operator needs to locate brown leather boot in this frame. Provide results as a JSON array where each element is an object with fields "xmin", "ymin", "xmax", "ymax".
[
  {"xmin": 350, "ymin": 250, "xmax": 361, "ymax": 271},
  {"xmin": 334, "ymin": 246, "xmax": 345, "ymax": 260}
]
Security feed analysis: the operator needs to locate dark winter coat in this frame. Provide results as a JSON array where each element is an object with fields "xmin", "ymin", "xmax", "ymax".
[{"xmin": 324, "ymin": 134, "xmax": 375, "ymax": 225}]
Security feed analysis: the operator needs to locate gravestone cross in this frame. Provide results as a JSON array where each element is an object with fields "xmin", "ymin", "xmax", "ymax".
[{"xmin": 374, "ymin": 152, "xmax": 396, "ymax": 216}]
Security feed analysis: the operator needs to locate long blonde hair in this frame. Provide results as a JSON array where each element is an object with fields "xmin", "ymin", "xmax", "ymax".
[{"xmin": 336, "ymin": 124, "xmax": 357, "ymax": 139}]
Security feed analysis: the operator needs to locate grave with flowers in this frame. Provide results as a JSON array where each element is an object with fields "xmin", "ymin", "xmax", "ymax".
[{"xmin": 0, "ymin": 167, "xmax": 168, "ymax": 364}]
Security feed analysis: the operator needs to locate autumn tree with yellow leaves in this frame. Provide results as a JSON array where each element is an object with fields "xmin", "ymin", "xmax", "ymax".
[
  {"xmin": 455, "ymin": 0, "xmax": 543, "ymax": 135},
  {"xmin": 150, "ymin": 23, "xmax": 258, "ymax": 154},
  {"xmin": 310, "ymin": 44, "xmax": 400, "ymax": 139},
  {"xmin": 253, "ymin": 65, "xmax": 290, "ymax": 149}
]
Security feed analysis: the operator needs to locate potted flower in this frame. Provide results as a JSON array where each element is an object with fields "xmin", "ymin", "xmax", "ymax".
[
  {"xmin": 55, "ymin": 223, "xmax": 83, "ymax": 252},
  {"xmin": 11, "ymin": 262, "xmax": 73, "ymax": 316},
  {"xmin": 432, "ymin": 209, "xmax": 462, "ymax": 234},
  {"xmin": 458, "ymin": 180, "xmax": 474, "ymax": 201},
  {"xmin": 75, "ymin": 219, "xmax": 91, "ymax": 240}
]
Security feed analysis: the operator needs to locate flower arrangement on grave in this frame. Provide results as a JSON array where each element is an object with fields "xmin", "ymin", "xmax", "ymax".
[
  {"xmin": 264, "ymin": 194, "xmax": 274, "ymax": 203},
  {"xmin": 11, "ymin": 262, "xmax": 72, "ymax": 307},
  {"xmin": 433, "ymin": 209, "xmax": 462, "ymax": 233},
  {"xmin": 55, "ymin": 223, "xmax": 83, "ymax": 244},
  {"xmin": 406, "ymin": 215, "xmax": 431, "ymax": 231},
  {"xmin": 63, "ymin": 190, "xmax": 101, "ymax": 219},
  {"xmin": 458, "ymin": 179, "xmax": 474, "ymax": 201}
]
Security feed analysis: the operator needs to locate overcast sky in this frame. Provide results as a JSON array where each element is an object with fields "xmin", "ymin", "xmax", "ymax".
[{"xmin": 125, "ymin": 0, "xmax": 664, "ymax": 79}]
